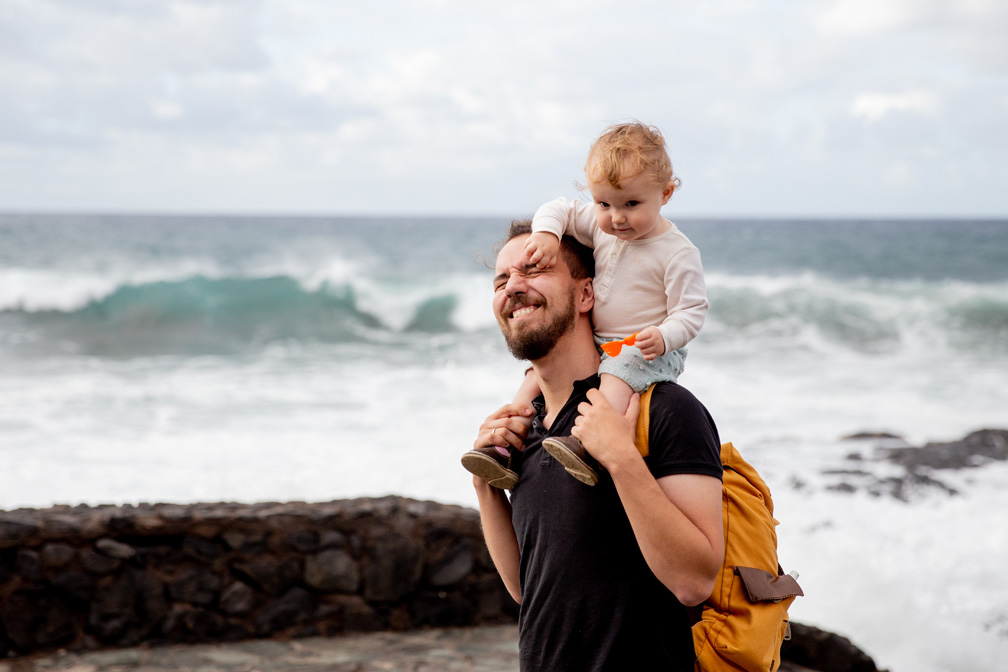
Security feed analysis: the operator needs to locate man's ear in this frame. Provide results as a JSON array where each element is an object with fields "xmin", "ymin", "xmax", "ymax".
[{"xmin": 577, "ymin": 278, "xmax": 595, "ymax": 314}]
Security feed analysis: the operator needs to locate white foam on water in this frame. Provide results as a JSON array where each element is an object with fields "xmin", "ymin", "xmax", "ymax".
[
  {"xmin": 773, "ymin": 460, "xmax": 1008, "ymax": 672},
  {"xmin": 0, "ymin": 268, "xmax": 122, "ymax": 312},
  {"xmin": 4, "ymin": 349, "xmax": 1005, "ymax": 671}
]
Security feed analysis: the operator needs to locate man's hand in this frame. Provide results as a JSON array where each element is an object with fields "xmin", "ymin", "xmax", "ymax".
[
  {"xmin": 633, "ymin": 326, "xmax": 666, "ymax": 361},
  {"xmin": 570, "ymin": 389, "xmax": 642, "ymax": 471},
  {"xmin": 524, "ymin": 231, "xmax": 560, "ymax": 269},
  {"xmin": 474, "ymin": 403, "xmax": 535, "ymax": 458}
]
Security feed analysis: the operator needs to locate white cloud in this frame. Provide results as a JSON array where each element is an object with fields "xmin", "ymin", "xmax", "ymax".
[
  {"xmin": 0, "ymin": 0, "xmax": 1006, "ymax": 216},
  {"xmin": 816, "ymin": 0, "xmax": 1006, "ymax": 34},
  {"xmin": 851, "ymin": 91, "xmax": 939, "ymax": 124},
  {"xmin": 884, "ymin": 160, "xmax": 912, "ymax": 187},
  {"xmin": 815, "ymin": 0, "xmax": 920, "ymax": 35},
  {"xmin": 150, "ymin": 100, "xmax": 184, "ymax": 121}
]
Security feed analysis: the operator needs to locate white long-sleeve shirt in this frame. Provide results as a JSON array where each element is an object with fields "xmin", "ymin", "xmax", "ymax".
[{"xmin": 532, "ymin": 197, "xmax": 708, "ymax": 353}]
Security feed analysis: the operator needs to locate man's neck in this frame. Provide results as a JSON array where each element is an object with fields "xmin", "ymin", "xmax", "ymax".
[{"xmin": 531, "ymin": 328, "xmax": 601, "ymax": 429}]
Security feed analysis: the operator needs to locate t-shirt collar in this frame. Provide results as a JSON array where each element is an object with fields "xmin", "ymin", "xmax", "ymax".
[{"xmin": 531, "ymin": 373, "xmax": 601, "ymax": 415}]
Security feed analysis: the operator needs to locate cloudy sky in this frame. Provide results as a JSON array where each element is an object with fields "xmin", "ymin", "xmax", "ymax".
[{"xmin": 1, "ymin": 0, "xmax": 1006, "ymax": 218}]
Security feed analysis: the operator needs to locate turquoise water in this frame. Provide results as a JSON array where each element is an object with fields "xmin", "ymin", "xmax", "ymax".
[{"xmin": 3, "ymin": 216, "xmax": 1006, "ymax": 358}]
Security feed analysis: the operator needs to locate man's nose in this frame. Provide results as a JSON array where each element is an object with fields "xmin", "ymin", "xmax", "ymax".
[{"xmin": 504, "ymin": 272, "xmax": 528, "ymax": 294}]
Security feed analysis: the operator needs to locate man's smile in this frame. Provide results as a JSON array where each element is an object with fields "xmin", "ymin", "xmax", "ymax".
[{"xmin": 511, "ymin": 305, "xmax": 538, "ymax": 319}]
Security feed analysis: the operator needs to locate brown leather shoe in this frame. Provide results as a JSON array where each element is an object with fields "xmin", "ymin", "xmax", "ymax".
[
  {"xmin": 461, "ymin": 446, "xmax": 518, "ymax": 490},
  {"xmin": 542, "ymin": 436, "xmax": 599, "ymax": 486}
]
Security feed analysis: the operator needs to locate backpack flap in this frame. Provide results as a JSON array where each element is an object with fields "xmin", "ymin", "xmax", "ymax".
[{"xmin": 734, "ymin": 566, "xmax": 803, "ymax": 603}]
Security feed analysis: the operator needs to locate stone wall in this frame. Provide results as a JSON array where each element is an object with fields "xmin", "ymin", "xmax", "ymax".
[{"xmin": 0, "ymin": 497, "xmax": 516, "ymax": 656}]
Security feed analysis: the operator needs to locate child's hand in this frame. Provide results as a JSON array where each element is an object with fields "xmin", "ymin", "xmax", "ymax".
[
  {"xmin": 524, "ymin": 232, "xmax": 560, "ymax": 269},
  {"xmin": 634, "ymin": 327, "xmax": 666, "ymax": 361}
]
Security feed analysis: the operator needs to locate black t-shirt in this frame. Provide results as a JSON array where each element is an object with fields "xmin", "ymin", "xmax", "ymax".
[{"xmin": 510, "ymin": 375, "xmax": 722, "ymax": 672}]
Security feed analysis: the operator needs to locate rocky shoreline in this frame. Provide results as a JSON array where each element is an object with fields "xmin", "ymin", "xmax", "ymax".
[
  {"xmin": 825, "ymin": 428, "xmax": 1008, "ymax": 500},
  {"xmin": 4, "ymin": 429, "xmax": 1001, "ymax": 669},
  {"xmin": 0, "ymin": 492, "xmax": 887, "ymax": 671},
  {"xmin": 0, "ymin": 622, "xmax": 883, "ymax": 672},
  {"xmin": 0, "ymin": 497, "xmax": 518, "ymax": 657},
  {"xmin": 20, "ymin": 425, "xmax": 1007, "ymax": 670}
]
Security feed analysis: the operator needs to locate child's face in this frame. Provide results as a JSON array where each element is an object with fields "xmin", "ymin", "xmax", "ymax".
[{"xmin": 588, "ymin": 171, "xmax": 674, "ymax": 242}]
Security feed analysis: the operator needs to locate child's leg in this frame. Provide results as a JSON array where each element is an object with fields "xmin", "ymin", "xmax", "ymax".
[
  {"xmin": 545, "ymin": 350, "xmax": 679, "ymax": 487},
  {"xmin": 542, "ymin": 368, "xmax": 612, "ymax": 486},
  {"xmin": 599, "ymin": 373, "xmax": 635, "ymax": 416},
  {"xmin": 512, "ymin": 367, "xmax": 540, "ymax": 421}
]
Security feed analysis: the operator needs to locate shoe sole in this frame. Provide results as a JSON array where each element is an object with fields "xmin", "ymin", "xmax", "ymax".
[
  {"xmin": 461, "ymin": 452, "xmax": 518, "ymax": 490},
  {"xmin": 541, "ymin": 439, "xmax": 599, "ymax": 486}
]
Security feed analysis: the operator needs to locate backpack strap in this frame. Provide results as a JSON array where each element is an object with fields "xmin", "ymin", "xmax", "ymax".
[{"xmin": 634, "ymin": 384, "xmax": 657, "ymax": 458}]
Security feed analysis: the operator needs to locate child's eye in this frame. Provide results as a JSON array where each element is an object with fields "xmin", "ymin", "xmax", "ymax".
[
  {"xmin": 626, "ymin": 201, "xmax": 639, "ymax": 207},
  {"xmin": 597, "ymin": 201, "xmax": 610, "ymax": 208}
]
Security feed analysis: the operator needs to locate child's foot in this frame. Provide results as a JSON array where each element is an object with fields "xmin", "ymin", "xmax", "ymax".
[
  {"xmin": 461, "ymin": 446, "xmax": 519, "ymax": 490},
  {"xmin": 542, "ymin": 436, "xmax": 599, "ymax": 486}
]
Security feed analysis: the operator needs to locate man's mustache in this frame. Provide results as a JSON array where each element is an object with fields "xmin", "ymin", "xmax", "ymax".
[{"xmin": 501, "ymin": 296, "xmax": 541, "ymax": 317}]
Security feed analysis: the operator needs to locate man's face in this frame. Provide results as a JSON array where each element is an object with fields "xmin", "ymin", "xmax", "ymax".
[{"xmin": 492, "ymin": 235, "xmax": 578, "ymax": 361}]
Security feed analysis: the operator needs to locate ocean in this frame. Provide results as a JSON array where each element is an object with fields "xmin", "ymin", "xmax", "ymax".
[{"xmin": 1, "ymin": 213, "xmax": 1006, "ymax": 670}]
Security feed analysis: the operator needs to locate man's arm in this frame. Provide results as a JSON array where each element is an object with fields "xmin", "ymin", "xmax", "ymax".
[
  {"xmin": 470, "ymin": 403, "xmax": 531, "ymax": 604},
  {"xmin": 614, "ymin": 468, "xmax": 722, "ymax": 606},
  {"xmin": 571, "ymin": 390, "xmax": 723, "ymax": 606},
  {"xmin": 473, "ymin": 478, "xmax": 521, "ymax": 603}
]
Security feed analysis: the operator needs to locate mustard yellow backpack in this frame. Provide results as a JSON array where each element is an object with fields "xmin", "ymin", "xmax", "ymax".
[{"xmin": 635, "ymin": 385, "xmax": 804, "ymax": 672}]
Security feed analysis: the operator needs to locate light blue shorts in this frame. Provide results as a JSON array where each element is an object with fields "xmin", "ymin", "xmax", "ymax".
[{"xmin": 597, "ymin": 341, "xmax": 687, "ymax": 393}]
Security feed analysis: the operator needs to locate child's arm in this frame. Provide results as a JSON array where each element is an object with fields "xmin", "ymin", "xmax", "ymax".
[
  {"xmin": 524, "ymin": 231, "xmax": 560, "ymax": 269},
  {"xmin": 633, "ymin": 326, "xmax": 667, "ymax": 361},
  {"xmin": 655, "ymin": 246, "xmax": 709, "ymax": 354},
  {"xmin": 531, "ymin": 197, "xmax": 598, "ymax": 250}
]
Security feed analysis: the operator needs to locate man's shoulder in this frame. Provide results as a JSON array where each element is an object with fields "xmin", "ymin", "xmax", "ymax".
[
  {"xmin": 644, "ymin": 382, "xmax": 722, "ymax": 477},
  {"xmin": 647, "ymin": 381, "xmax": 705, "ymax": 410}
]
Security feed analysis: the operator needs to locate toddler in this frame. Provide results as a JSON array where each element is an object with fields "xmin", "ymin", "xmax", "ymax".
[{"xmin": 464, "ymin": 121, "xmax": 708, "ymax": 487}]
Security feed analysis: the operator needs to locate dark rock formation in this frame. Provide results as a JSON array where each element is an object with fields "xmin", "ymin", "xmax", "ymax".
[
  {"xmin": 830, "ymin": 428, "xmax": 1008, "ymax": 500},
  {"xmin": 0, "ymin": 496, "xmax": 882, "ymax": 671},
  {"xmin": 0, "ymin": 497, "xmax": 516, "ymax": 657},
  {"xmin": 881, "ymin": 428, "xmax": 1008, "ymax": 471},
  {"xmin": 781, "ymin": 623, "xmax": 883, "ymax": 671}
]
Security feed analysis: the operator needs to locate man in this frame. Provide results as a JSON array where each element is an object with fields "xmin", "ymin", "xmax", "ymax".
[{"xmin": 472, "ymin": 220, "xmax": 724, "ymax": 671}]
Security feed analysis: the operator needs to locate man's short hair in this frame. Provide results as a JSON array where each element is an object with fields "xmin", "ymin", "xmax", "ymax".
[{"xmin": 501, "ymin": 219, "xmax": 595, "ymax": 280}]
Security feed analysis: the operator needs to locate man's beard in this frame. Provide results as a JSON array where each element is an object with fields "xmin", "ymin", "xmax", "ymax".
[{"xmin": 501, "ymin": 287, "xmax": 577, "ymax": 362}]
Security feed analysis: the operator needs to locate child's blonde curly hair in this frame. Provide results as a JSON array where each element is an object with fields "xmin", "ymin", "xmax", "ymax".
[{"xmin": 584, "ymin": 121, "xmax": 681, "ymax": 192}]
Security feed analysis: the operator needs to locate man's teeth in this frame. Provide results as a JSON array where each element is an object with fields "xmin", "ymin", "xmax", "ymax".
[{"xmin": 512, "ymin": 306, "xmax": 537, "ymax": 319}]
